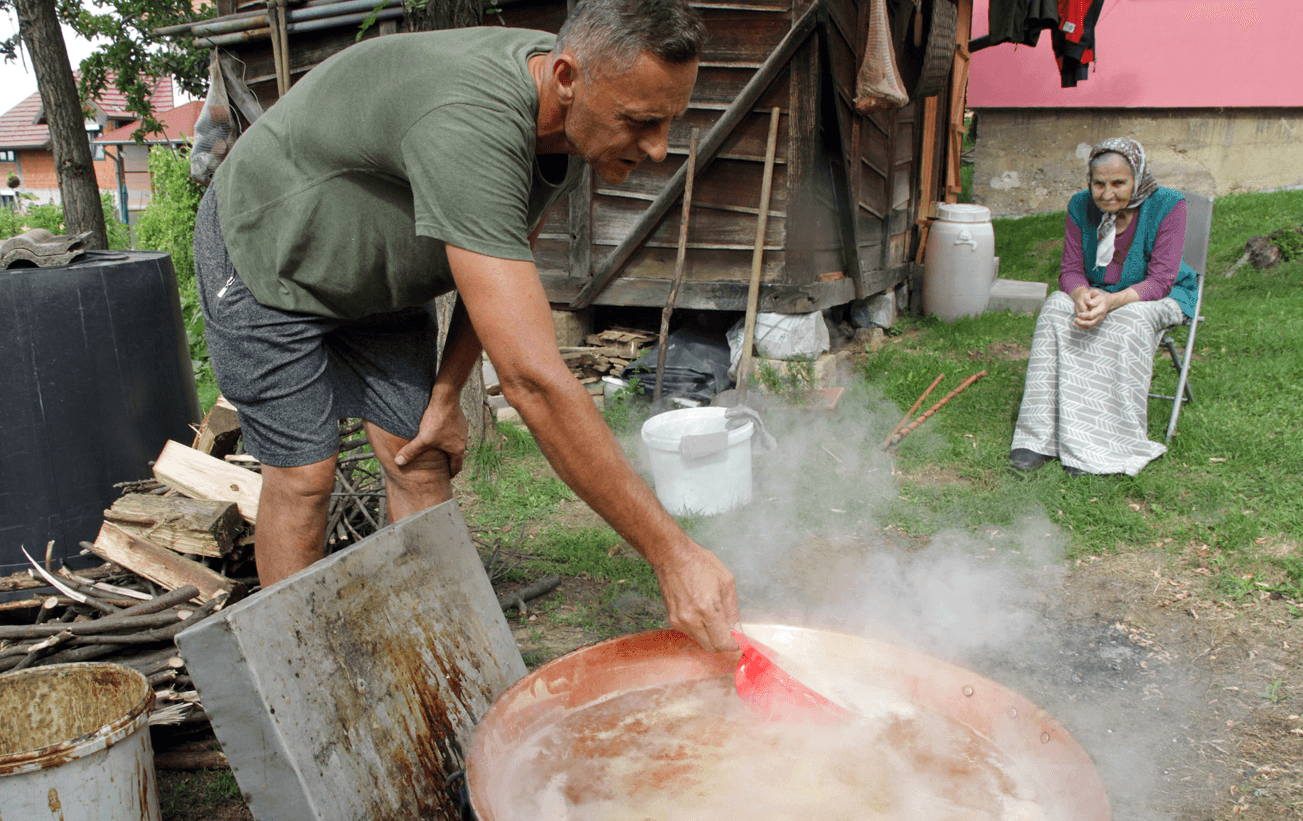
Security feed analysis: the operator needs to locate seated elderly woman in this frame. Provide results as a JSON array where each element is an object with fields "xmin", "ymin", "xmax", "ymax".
[{"xmin": 1010, "ymin": 137, "xmax": 1199, "ymax": 477}]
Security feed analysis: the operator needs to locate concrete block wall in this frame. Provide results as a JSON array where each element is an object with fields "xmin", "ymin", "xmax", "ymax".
[{"xmin": 971, "ymin": 107, "xmax": 1303, "ymax": 217}]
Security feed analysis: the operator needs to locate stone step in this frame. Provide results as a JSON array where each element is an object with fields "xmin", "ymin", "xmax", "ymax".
[{"xmin": 987, "ymin": 278, "xmax": 1048, "ymax": 315}]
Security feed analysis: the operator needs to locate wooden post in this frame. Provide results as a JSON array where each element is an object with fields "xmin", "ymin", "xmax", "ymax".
[
  {"xmin": 737, "ymin": 108, "xmax": 783, "ymax": 404},
  {"xmin": 654, "ymin": 129, "xmax": 699, "ymax": 403}
]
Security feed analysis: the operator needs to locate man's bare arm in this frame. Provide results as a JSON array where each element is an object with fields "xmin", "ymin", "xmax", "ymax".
[{"xmin": 445, "ymin": 244, "xmax": 739, "ymax": 653}]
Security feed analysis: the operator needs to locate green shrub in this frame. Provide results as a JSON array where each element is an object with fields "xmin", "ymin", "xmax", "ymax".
[
  {"xmin": 133, "ymin": 146, "xmax": 203, "ymax": 283},
  {"xmin": 0, "ymin": 192, "xmax": 129, "ymax": 249}
]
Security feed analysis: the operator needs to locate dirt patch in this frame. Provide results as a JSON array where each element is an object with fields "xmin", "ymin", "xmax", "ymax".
[
  {"xmin": 898, "ymin": 463, "xmax": 969, "ymax": 487},
  {"xmin": 986, "ymin": 341, "xmax": 1031, "ymax": 361}
]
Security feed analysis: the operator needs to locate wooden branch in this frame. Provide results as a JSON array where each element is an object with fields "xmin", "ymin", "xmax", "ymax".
[
  {"xmin": 0, "ymin": 610, "xmax": 190, "ymax": 641},
  {"xmin": 153, "ymin": 440, "xmax": 261, "ymax": 524},
  {"xmin": 89, "ymin": 522, "xmax": 246, "ymax": 605},
  {"xmin": 568, "ymin": 0, "xmax": 821, "ymax": 309},
  {"xmin": 499, "ymin": 574, "xmax": 562, "ymax": 615},
  {"xmin": 106, "ymin": 494, "xmax": 242, "ymax": 558}
]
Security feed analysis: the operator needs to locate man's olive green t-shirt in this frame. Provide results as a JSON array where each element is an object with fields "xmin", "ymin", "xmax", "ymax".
[{"xmin": 214, "ymin": 27, "xmax": 580, "ymax": 319}]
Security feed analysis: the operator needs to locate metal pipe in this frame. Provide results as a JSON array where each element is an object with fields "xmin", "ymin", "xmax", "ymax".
[
  {"xmin": 194, "ymin": 7, "xmax": 402, "ymax": 47},
  {"xmin": 189, "ymin": 0, "xmax": 401, "ymax": 37},
  {"xmin": 153, "ymin": 0, "xmax": 366, "ymax": 36},
  {"xmin": 158, "ymin": 0, "xmax": 401, "ymax": 37}
]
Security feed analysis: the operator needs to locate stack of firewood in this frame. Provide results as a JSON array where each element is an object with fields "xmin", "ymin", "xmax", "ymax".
[
  {"xmin": 563, "ymin": 327, "xmax": 657, "ymax": 391},
  {"xmin": 0, "ymin": 398, "xmax": 557, "ymax": 766},
  {"xmin": 486, "ymin": 327, "xmax": 657, "ymax": 402}
]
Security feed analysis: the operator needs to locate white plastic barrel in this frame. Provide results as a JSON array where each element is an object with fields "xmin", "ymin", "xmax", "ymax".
[
  {"xmin": 640, "ymin": 407, "xmax": 754, "ymax": 516},
  {"xmin": 922, "ymin": 203, "xmax": 997, "ymax": 321},
  {"xmin": 0, "ymin": 662, "xmax": 160, "ymax": 820}
]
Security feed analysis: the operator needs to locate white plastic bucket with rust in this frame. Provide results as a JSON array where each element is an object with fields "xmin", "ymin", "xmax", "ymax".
[
  {"xmin": 922, "ymin": 203, "xmax": 997, "ymax": 321},
  {"xmin": 640, "ymin": 407, "xmax": 754, "ymax": 516},
  {"xmin": 0, "ymin": 662, "xmax": 160, "ymax": 820}
]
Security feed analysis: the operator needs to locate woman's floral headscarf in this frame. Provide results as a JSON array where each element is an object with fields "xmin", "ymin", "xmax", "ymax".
[{"xmin": 1087, "ymin": 137, "xmax": 1158, "ymax": 268}]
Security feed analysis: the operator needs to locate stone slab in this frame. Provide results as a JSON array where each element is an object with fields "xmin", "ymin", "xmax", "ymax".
[{"xmin": 987, "ymin": 278, "xmax": 1048, "ymax": 315}]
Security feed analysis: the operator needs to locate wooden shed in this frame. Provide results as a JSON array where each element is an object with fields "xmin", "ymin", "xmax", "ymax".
[{"xmin": 164, "ymin": 0, "xmax": 974, "ymax": 315}]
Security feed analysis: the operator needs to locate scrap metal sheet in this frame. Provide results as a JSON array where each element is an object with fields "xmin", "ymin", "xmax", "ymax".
[{"xmin": 177, "ymin": 501, "xmax": 526, "ymax": 821}]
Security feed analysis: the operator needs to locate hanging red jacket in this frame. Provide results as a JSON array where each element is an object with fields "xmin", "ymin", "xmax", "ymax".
[{"xmin": 1054, "ymin": 0, "xmax": 1106, "ymax": 87}]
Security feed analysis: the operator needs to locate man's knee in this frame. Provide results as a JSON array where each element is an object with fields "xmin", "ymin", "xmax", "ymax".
[{"xmin": 263, "ymin": 460, "xmax": 337, "ymax": 501}]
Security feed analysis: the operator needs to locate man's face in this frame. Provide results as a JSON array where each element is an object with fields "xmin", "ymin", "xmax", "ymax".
[{"xmin": 562, "ymin": 52, "xmax": 697, "ymax": 185}]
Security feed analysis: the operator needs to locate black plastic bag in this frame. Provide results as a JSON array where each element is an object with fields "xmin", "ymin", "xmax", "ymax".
[{"xmin": 621, "ymin": 327, "xmax": 733, "ymax": 404}]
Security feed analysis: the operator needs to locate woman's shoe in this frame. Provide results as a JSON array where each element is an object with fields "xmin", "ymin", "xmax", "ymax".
[
  {"xmin": 1009, "ymin": 448, "xmax": 1051, "ymax": 474},
  {"xmin": 1062, "ymin": 464, "xmax": 1086, "ymax": 478}
]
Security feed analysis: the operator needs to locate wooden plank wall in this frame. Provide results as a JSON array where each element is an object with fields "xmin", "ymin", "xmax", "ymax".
[
  {"xmin": 217, "ymin": 0, "xmax": 943, "ymax": 311},
  {"xmin": 825, "ymin": 0, "xmax": 923, "ymax": 297},
  {"xmin": 532, "ymin": 0, "xmax": 802, "ymax": 300}
]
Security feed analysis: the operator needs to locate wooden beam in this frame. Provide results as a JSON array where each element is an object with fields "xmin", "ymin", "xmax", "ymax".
[
  {"xmin": 568, "ymin": 0, "xmax": 822, "ymax": 309},
  {"xmin": 89, "ymin": 522, "xmax": 246, "ymax": 604},
  {"xmin": 153, "ymin": 440, "xmax": 262, "ymax": 524},
  {"xmin": 567, "ymin": 166, "xmax": 593, "ymax": 279}
]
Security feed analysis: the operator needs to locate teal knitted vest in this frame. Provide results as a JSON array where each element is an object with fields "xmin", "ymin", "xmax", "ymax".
[{"xmin": 1068, "ymin": 187, "xmax": 1199, "ymax": 319}]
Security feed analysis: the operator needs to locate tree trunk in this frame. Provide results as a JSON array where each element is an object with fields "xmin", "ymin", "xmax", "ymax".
[
  {"xmin": 414, "ymin": 1, "xmax": 492, "ymax": 448},
  {"xmin": 13, "ymin": 0, "xmax": 108, "ymax": 250},
  {"xmin": 404, "ymin": 0, "xmax": 482, "ymax": 32}
]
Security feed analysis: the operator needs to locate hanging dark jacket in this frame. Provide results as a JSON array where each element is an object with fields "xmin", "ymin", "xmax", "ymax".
[{"xmin": 970, "ymin": 0, "xmax": 1060, "ymax": 51}]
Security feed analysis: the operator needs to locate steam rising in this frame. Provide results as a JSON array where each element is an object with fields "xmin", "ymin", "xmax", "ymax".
[{"xmin": 651, "ymin": 383, "xmax": 1188, "ymax": 820}]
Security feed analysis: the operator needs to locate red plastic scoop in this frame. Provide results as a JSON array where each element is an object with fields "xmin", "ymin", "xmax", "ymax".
[{"xmin": 732, "ymin": 629, "xmax": 854, "ymax": 723}]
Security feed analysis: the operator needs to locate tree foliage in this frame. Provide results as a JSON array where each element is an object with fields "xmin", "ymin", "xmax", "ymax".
[{"xmin": 1, "ymin": 0, "xmax": 214, "ymax": 136}]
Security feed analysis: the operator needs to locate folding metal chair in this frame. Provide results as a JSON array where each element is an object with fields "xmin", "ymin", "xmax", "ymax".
[{"xmin": 1150, "ymin": 191, "xmax": 1212, "ymax": 442}]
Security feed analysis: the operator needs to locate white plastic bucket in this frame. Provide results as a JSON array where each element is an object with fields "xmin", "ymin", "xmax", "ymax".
[
  {"xmin": 922, "ymin": 203, "xmax": 997, "ymax": 321},
  {"xmin": 640, "ymin": 407, "xmax": 754, "ymax": 516},
  {"xmin": 0, "ymin": 662, "xmax": 160, "ymax": 820}
]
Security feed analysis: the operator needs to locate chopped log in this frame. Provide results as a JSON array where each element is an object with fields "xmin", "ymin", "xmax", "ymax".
[
  {"xmin": 153, "ymin": 440, "xmax": 261, "ymax": 523},
  {"xmin": 89, "ymin": 522, "xmax": 246, "ymax": 605},
  {"xmin": 191, "ymin": 395, "xmax": 241, "ymax": 458},
  {"xmin": 106, "ymin": 495, "xmax": 242, "ymax": 558},
  {"xmin": 0, "ymin": 571, "xmax": 49, "ymax": 594}
]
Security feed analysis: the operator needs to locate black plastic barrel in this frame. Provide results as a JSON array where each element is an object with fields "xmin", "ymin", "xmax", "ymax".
[{"xmin": 0, "ymin": 251, "xmax": 200, "ymax": 573}]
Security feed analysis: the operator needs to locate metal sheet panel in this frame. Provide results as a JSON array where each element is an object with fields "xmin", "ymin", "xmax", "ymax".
[{"xmin": 177, "ymin": 501, "xmax": 526, "ymax": 821}]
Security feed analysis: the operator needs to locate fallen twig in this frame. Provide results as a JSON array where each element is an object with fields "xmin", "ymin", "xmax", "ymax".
[{"xmin": 499, "ymin": 575, "xmax": 562, "ymax": 616}]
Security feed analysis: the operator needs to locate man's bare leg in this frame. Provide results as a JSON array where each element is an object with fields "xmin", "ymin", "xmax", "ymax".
[
  {"xmin": 255, "ymin": 456, "xmax": 338, "ymax": 587},
  {"xmin": 364, "ymin": 420, "xmax": 454, "ymax": 523}
]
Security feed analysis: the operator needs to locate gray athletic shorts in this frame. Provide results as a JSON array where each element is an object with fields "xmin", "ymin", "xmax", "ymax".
[{"xmin": 193, "ymin": 182, "xmax": 438, "ymax": 468}]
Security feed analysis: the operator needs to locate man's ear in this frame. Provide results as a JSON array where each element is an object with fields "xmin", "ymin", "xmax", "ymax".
[{"xmin": 552, "ymin": 52, "xmax": 580, "ymax": 106}]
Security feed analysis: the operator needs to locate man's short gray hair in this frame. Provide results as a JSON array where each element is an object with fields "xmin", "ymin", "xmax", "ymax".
[{"xmin": 555, "ymin": 0, "xmax": 707, "ymax": 79}]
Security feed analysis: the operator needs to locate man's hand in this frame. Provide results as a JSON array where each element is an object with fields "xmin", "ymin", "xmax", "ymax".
[
  {"xmin": 394, "ymin": 388, "xmax": 469, "ymax": 476},
  {"xmin": 652, "ymin": 541, "xmax": 741, "ymax": 654}
]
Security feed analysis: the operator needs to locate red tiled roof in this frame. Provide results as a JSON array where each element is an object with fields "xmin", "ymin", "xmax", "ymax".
[
  {"xmin": 95, "ymin": 100, "xmax": 203, "ymax": 145},
  {"xmin": 0, "ymin": 74, "xmax": 174, "ymax": 150}
]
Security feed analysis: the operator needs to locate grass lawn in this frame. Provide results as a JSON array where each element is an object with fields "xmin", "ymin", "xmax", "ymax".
[
  {"xmin": 460, "ymin": 187, "xmax": 1303, "ymax": 612},
  {"xmin": 857, "ymin": 188, "xmax": 1303, "ymax": 602}
]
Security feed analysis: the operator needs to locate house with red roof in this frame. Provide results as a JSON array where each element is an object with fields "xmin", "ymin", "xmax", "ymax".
[
  {"xmin": 965, "ymin": 0, "xmax": 1303, "ymax": 216},
  {"xmin": 0, "ymin": 75, "xmax": 174, "ymax": 222},
  {"xmin": 94, "ymin": 100, "xmax": 202, "ymax": 223}
]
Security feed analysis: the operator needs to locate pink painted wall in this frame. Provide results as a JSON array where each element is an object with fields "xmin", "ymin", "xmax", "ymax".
[{"xmin": 967, "ymin": 0, "xmax": 1303, "ymax": 108}]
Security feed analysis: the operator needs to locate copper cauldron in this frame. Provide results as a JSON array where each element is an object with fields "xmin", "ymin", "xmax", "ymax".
[{"xmin": 468, "ymin": 624, "xmax": 1111, "ymax": 820}]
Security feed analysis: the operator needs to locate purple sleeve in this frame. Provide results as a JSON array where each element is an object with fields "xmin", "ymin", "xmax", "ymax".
[
  {"xmin": 1059, "ymin": 212, "xmax": 1090, "ymax": 294},
  {"xmin": 1131, "ymin": 199, "xmax": 1187, "ymax": 302}
]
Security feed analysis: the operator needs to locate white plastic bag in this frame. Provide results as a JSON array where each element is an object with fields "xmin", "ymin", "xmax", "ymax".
[
  {"xmin": 726, "ymin": 311, "xmax": 831, "ymax": 379},
  {"xmin": 191, "ymin": 51, "xmax": 238, "ymax": 184}
]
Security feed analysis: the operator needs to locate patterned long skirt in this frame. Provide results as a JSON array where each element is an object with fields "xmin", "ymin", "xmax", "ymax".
[{"xmin": 1011, "ymin": 291, "xmax": 1185, "ymax": 476}]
